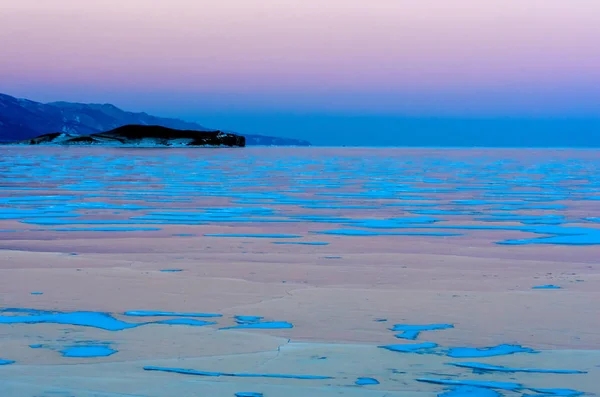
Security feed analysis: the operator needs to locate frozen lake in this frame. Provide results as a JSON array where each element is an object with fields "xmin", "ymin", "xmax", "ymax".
[{"xmin": 0, "ymin": 146, "xmax": 599, "ymax": 396}]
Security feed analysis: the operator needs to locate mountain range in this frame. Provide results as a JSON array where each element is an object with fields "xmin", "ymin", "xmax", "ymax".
[{"xmin": 0, "ymin": 93, "xmax": 310, "ymax": 146}]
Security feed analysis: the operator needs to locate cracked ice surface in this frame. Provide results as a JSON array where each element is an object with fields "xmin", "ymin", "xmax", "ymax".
[{"xmin": 0, "ymin": 147, "xmax": 599, "ymax": 396}]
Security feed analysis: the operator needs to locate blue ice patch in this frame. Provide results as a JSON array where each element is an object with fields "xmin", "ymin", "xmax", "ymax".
[
  {"xmin": 446, "ymin": 344, "xmax": 537, "ymax": 358},
  {"xmin": 60, "ymin": 346, "xmax": 117, "ymax": 358},
  {"xmin": 0, "ymin": 311, "xmax": 141, "ymax": 331},
  {"xmin": 0, "ymin": 359, "xmax": 15, "ymax": 365},
  {"xmin": 355, "ymin": 377, "xmax": 380, "ymax": 385},
  {"xmin": 392, "ymin": 323, "xmax": 454, "ymax": 340}
]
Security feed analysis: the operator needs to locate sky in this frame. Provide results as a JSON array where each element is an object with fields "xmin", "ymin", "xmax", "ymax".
[{"xmin": 1, "ymin": 0, "xmax": 599, "ymax": 145}]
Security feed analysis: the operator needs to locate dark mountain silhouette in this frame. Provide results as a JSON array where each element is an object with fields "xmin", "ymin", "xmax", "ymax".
[{"xmin": 0, "ymin": 93, "xmax": 309, "ymax": 146}]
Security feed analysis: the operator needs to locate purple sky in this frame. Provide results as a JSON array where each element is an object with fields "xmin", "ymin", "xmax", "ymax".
[{"xmin": 1, "ymin": 0, "xmax": 599, "ymax": 143}]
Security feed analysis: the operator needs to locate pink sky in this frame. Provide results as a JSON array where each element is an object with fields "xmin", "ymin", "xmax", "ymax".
[{"xmin": 1, "ymin": 0, "xmax": 599, "ymax": 116}]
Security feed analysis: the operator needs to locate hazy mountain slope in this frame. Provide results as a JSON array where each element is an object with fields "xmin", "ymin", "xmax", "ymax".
[{"xmin": 0, "ymin": 93, "xmax": 310, "ymax": 145}]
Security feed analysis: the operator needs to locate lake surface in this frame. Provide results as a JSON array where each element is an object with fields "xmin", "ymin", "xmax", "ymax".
[{"xmin": 0, "ymin": 146, "xmax": 599, "ymax": 397}]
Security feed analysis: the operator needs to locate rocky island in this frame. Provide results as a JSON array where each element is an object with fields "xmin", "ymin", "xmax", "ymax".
[{"xmin": 14, "ymin": 125, "xmax": 246, "ymax": 147}]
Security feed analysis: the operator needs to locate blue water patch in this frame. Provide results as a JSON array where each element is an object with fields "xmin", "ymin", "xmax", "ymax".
[
  {"xmin": 172, "ymin": 233, "xmax": 196, "ymax": 237},
  {"xmin": 446, "ymin": 344, "xmax": 537, "ymax": 358},
  {"xmin": 30, "ymin": 292, "xmax": 44, "ymax": 295},
  {"xmin": 205, "ymin": 233, "xmax": 302, "ymax": 239},
  {"xmin": 0, "ymin": 359, "xmax": 15, "ymax": 365},
  {"xmin": 392, "ymin": 324, "xmax": 454, "ymax": 340},
  {"xmin": 124, "ymin": 311, "xmax": 222, "ymax": 318},
  {"xmin": 416, "ymin": 378, "xmax": 522, "ymax": 391},
  {"xmin": 379, "ymin": 342, "xmax": 438, "ymax": 354},
  {"xmin": 355, "ymin": 377, "xmax": 380, "ymax": 385},
  {"xmin": 448, "ymin": 362, "xmax": 586, "ymax": 374},
  {"xmin": 60, "ymin": 346, "xmax": 117, "ymax": 358},
  {"xmin": 235, "ymin": 393, "xmax": 264, "ymax": 397},
  {"xmin": 221, "ymin": 321, "xmax": 293, "ymax": 330},
  {"xmin": 143, "ymin": 366, "xmax": 332, "ymax": 379},
  {"xmin": 532, "ymin": 285, "xmax": 561, "ymax": 289},
  {"xmin": 439, "ymin": 386, "xmax": 501, "ymax": 397},
  {"xmin": 29, "ymin": 344, "xmax": 43, "ymax": 348},
  {"xmin": 159, "ymin": 269, "xmax": 183, "ymax": 273}
]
